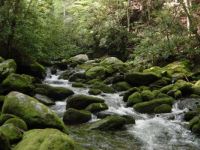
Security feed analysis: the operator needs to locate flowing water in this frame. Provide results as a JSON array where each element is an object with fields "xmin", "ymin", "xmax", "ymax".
[{"xmin": 44, "ymin": 68, "xmax": 200, "ymax": 150}]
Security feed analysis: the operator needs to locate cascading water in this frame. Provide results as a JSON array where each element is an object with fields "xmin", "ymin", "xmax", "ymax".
[{"xmin": 44, "ymin": 68, "xmax": 200, "ymax": 150}]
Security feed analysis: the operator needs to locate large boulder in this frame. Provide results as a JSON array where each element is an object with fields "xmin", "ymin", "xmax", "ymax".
[
  {"xmin": 133, "ymin": 97, "xmax": 174, "ymax": 113},
  {"xmin": 0, "ymin": 59, "xmax": 16, "ymax": 81},
  {"xmin": 2, "ymin": 73, "xmax": 35, "ymax": 94},
  {"xmin": 85, "ymin": 103, "xmax": 108, "ymax": 113},
  {"xmin": 0, "ymin": 124, "xmax": 23, "ymax": 143},
  {"xmin": 34, "ymin": 94, "xmax": 55, "ymax": 106},
  {"xmin": 13, "ymin": 129, "xmax": 84, "ymax": 150},
  {"xmin": 85, "ymin": 66, "xmax": 107, "ymax": 79},
  {"xmin": 4, "ymin": 118, "xmax": 28, "ymax": 131},
  {"xmin": 34, "ymin": 84, "xmax": 74, "ymax": 100},
  {"xmin": 89, "ymin": 115, "xmax": 127, "ymax": 131},
  {"xmin": 67, "ymin": 94, "xmax": 105, "ymax": 109},
  {"xmin": 2, "ymin": 92, "xmax": 65, "ymax": 131},
  {"xmin": 90, "ymin": 82, "xmax": 115, "ymax": 93},
  {"xmin": 112, "ymin": 81, "xmax": 132, "ymax": 92},
  {"xmin": 127, "ymin": 92, "xmax": 143, "ymax": 107},
  {"xmin": 63, "ymin": 108, "xmax": 91, "ymax": 125},
  {"xmin": 189, "ymin": 116, "xmax": 200, "ymax": 134},
  {"xmin": 0, "ymin": 131, "xmax": 10, "ymax": 150},
  {"xmin": 125, "ymin": 72, "xmax": 160, "ymax": 86},
  {"xmin": 68, "ymin": 54, "xmax": 89, "ymax": 66}
]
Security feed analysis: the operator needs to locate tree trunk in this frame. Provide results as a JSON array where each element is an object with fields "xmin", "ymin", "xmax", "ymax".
[{"xmin": 127, "ymin": 0, "xmax": 131, "ymax": 32}]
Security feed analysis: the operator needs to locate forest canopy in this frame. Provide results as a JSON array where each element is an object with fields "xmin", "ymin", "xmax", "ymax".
[{"xmin": 0, "ymin": 0, "xmax": 200, "ymax": 64}]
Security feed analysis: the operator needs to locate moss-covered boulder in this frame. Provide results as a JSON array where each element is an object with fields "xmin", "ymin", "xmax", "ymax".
[
  {"xmin": 112, "ymin": 81, "xmax": 131, "ymax": 91},
  {"xmin": 0, "ymin": 131, "xmax": 10, "ymax": 150},
  {"xmin": 89, "ymin": 115, "xmax": 127, "ymax": 131},
  {"xmin": 127, "ymin": 92, "xmax": 143, "ymax": 107},
  {"xmin": 34, "ymin": 84, "xmax": 74, "ymax": 100},
  {"xmin": 69, "ymin": 73, "xmax": 86, "ymax": 82},
  {"xmin": 63, "ymin": 108, "xmax": 91, "ymax": 125},
  {"xmin": 189, "ymin": 116, "xmax": 200, "ymax": 134},
  {"xmin": 13, "ymin": 128, "xmax": 84, "ymax": 150},
  {"xmin": 88, "ymin": 88, "xmax": 101, "ymax": 95},
  {"xmin": 141, "ymin": 90, "xmax": 155, "ymax": 101},
  {"xmin": 0, "ymin": 59, "xmax": 17, "ymax": 81},
  {"xmin": 67, "ymin": 94, "xmax": 104, "ymax": 109},
  {"xmin": 72, "ymin": 82, "xmax": 85, "ymax": 88},
  {"xmin": 122, "ymin": 87, "xmax": 139, "ymax": 102},
  {"xmin": 0, "ymin": 95, "xmax": 5, "ymax": 109},
  {"xmin": 133, "ymin": 97, "xmax": 174, "ymax": 114},
  {"xmin": 2, "ymin": 92, "xmax": 65, "ymax": 131},
  {"xmin": 68, "ymin": 54, "xmax": 89, "ymax": 66},
  {"xmin": 85, "ymin": 66, "xmax": 107, "ymax": 79},
  {"xmin": 125, "ymin": 72, "xmax": 160, "ymax": 86},
  {"xmin": 154, "ymin": 104, "xmax": 172, "ymax": 113},
  {"xmin": 4, "ymin": 118, "xmax": 28, "ymax": 131},
  {"xmin": 85, "ymin": 103, "xmax": 108, "ymax": 113},
  {"xmin": 34, "ymin": 94, "xmax": 55, "ymax": 106},
  {"xmin": 91, "ymin": 82, "xmax": 115, "ymax": 93},
  {"xmin": 2, "ymin": 73, "xmax": 35, "ymax": 94},
  {"xmin": 163, "ymin": 60, "xmax": 191, "ymax": 80},
  {"xmin": 0, "ymin": 114, "xmax": 17, "ymax": 125},
  {"xmin": 0, "ymin": 124, "xmax": 23, "ymax": 143}
]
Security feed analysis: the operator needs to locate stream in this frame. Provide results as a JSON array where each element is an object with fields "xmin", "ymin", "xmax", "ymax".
[{"xmin": 44, "ymin": 68, "xmax": 200, "ymax": 150}]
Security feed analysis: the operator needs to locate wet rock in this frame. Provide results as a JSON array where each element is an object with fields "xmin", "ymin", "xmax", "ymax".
[
  {"xmin": 122, "ymin": 87, "xmax": 139, "ymax": 102},
  {"xmin": 14, "ymin": 128, "xmax": 84, "ymax": 150},
  {"xmin": 67, "ymin": 94, "xmax": 104, "ymax": 109},
  {"xmin": 68, "ymin": 54, "xmax": 89, "ymax": 66},
  {"xmin": 63, "ymin": 108, "xmax": 91, "ymax": 125},
  {"xmin": 69, "ymin": 72, "xmax": 86, "ymax": 82},
  {"xmin": 4, "ymin": 118, "xmax": 28, "ymax": 131},
  {"xmin": 0, "ymin": 59, "xmax": 17, "ymax": 81},
  {"xmin": 0, "ymin": 114, "xmax": 17, "ymax": 125},
  {"xmin": 189, "ymin": 116, "xmax": 200, "ymax": 134},
  {"xmin": 85, "ymin": 103, "xmax": 108, "ymax": 113},
  {"xmin": 133, "ymin": 97, "xmax": 174, "ymax": 114},
  {"xmin": 112, "ymin": 81, "xmax": 132, "ymax": 92},
  {"xmin": 2, "ymin": 73, "xmax": 35, "ymax": 94},
  {"xmin": 34, "ymin": 94, "xmax": 55, "ymax": 106},
  {"xmin": 90, "ymin": 82, "xmax": 115, "ymax": 93},
  {"xmin": 127, "ymin": 92, "xmax": 143, "ymax": 107},
  {"xmin": 35, "ymin": 84, "xmax": 74, "ymax": 100},
  {"xmin": 88, "ymin": 88, "xmax": 101, "ymax": 95},
  {"xmin": 0, "ymin": 131, "xmax": 10, "ymax": 150},
  {"xmin": 125, "ymin": 72, "xmax": 160, "ymax": 86},
  {"xmin": 89, "ymin": 115, "xmax": 127, "ymax": 131},
  {"xmin": 85, "ymin": 66, "xmax": 107, "ymax": 79},
  {"xmin": 141, "ymin": 90, "xmax": 155, "ymax": 101},
  {"xmin": 154, "ymin": 104, "xmax": 172, "ymax": 113},
  {"xmin": 72, "ymin": 82, "xmax": 85, "ymax": 88},
  {"xmin": 2, "ymin": 92, "xmax": 65, "ymax": 131},
  {"xmin": 0, "ymin": 124, "xmax": 23, "ymax": 143}
]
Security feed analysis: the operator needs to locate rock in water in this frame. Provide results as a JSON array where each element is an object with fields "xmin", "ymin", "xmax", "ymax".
[
  {"xmin": 89, "ymin": 115, "xmax": 127, "ymax": 131},
  {"xmin": 13, "ymin": 129, "xmax": 84, "ymax": 150},
  {"xmin": 67, "ymin": 94, "xmax": 105, "ymax": 109},
  {"xmin": 63, "ymin": 108, "xmax": 91, "ymax": 125},
  {"xmin": 2, "ymin": 92, "xmax": 65, "ymax": 131}
]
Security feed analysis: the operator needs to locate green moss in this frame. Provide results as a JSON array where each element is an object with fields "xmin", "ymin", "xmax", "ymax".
[
  {"xmin": 89, "ymin": 115, "xmax": 126, "ymax": 131},
  {"xmin": 184, "ymin": 111, "xmax": 199, "ymax": 121},
  {"xmin": 2, "ymin": 92, "xmax": 65, "ymax": 131},
  {"xmin": 85, "ymin": 103, "xmax": 108, "ymax": 113},
  {"xmin": 4, "ymin": 118, "xmax": 28, "ymax": 131},
  {"xmin": 0, "ymin": 124, "xmax": 22, "ymax": 143},
  {"xmin": 13, "ymin": 129, "xmax": 84, "ymax": 150},
  {"xmin": 160, "ymin": 84, "xmax": 175, "ymax": 94},
  {"xmin": 0, "ymin": 114, "xmax": 17, "ymax": 125},
  {"xmin": 88, "ymin": 89, "xmax": 101, "ymax": 95},
  {"xmin": 72, "ymin": 82, "xmax": 85, "ymax": 88},
  {"xmin": 133, "ymin": 97, "xmax": 174, "ymax": 114},
  {"xmin": 125, "ymin": 72, "xmax": 160, "ymax": 86},
  {"xmin": 141, "ymin": 90, "xmax": 155, "ymax": 101},
  {"xmin": 0, "ymin": 130, "xmax": 10, "ymax": 150},
  {"xmin": 122, "ymin": 87, "xmax": 139, "ymax": 102},
  {"xmin": 63, "ymin": 108, "xmax": 91, "ymax": 125},
  {"xmin": 34, "ymin": 84, "xmax": 74, "ymax": 100},
  {"xmin": 112, "ymin": 82, "xmax": 131, "ymax": 92},
  {"xmin": 2, "ymin": 73, "xmax": 35, "ymax": 94},
  {"xmin": 0, "ymin": 56, "xmax": 4, "ymax": 63},
  {"xmin": 154, "ymin": 104, "xmax": 172, "ymax": 113},
  {"xmin": 85, "ymin": 66, "xmax": 107, "ymax": 79},
  {"xmin": 91, "ymin": 82, "xmax": 115, "ymax": 93},
  {"xmin": 0, "ymin": 59, "xmax": 17, "ymax": 80},
  {"xmin": 127, "ymin": 92, "xmax": 142, "ymax": 107},
  {"xmin": 67, "ymin": 94, "xmax": 105, "ymax": 109}
]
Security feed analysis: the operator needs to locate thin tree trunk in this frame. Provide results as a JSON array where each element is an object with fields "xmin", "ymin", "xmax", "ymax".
[{"xmin": 127, "ymin": 0, "xmax": 131, "ymax": 32}]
